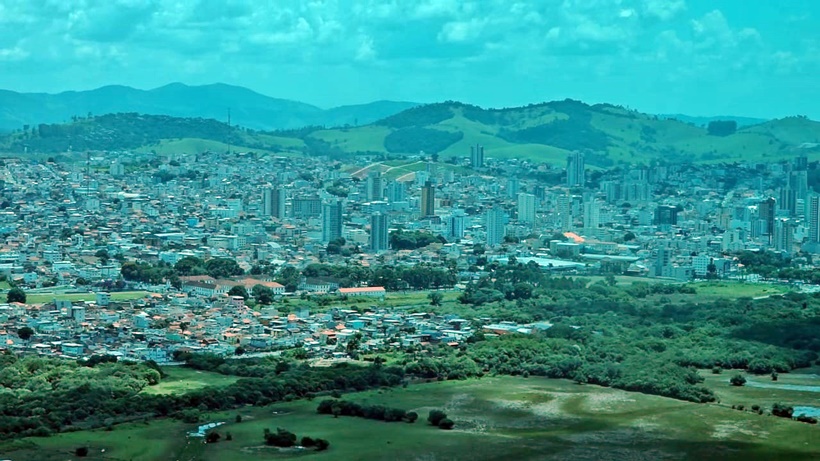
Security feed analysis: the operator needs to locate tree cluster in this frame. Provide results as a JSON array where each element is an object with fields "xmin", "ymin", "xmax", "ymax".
[{"xmin": 317, "ymin": 399, "xmax": 418, "ymax": 423}]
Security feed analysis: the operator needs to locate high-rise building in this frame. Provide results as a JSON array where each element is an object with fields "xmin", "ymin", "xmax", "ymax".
[
  {"xmin": 470, "ymin": 144, "xmax": 485, "ymax": 168},
  {"xmin": 654, "ymin": 205, "xmax": 678, "ymax": 226},
  {"xmin": 321, "ymin": 200, "xmax": 343, "ymax": 243},
  {"xmin": 557, "ymin": 194, "xmax": 572, "ymax": 231},
  {"xmin": 583, "ymin": 199, "xmax": 600, "ymax": 231},
  {"xmin": 517, "ymin": 193, "xmax": 536, "ymax": 224},
  {"xmin": 386, "ymin": 181, "xmax": 407, "ymax": 203},
  {"xmin": 486, "ymin": 207, "xmax": 506, "ymax": 246},
  {"xmin": 420, "ymin": 181, "xmax": 436, "ymax": 217},
  {"xmin": 758, "ymin": 197, "xmax": 776, "ymax": 242},
  {"xmin": 447, "ymin": 209, "xmax": 466, "ymax": 241},
  {"xmin": 808, "ymin": 195, "xmax": 820, "ymax": 243},
  {"xmin": 506, "ymin": 178, "xmax": 520, "ymax": 198},
  {"xmin": 369, "ymin": 212, "xmax": 389, "ymax": 252},
  {"xmin": 773, "ymin": 218, "xmax": 794, "ymax": 253},
  {"xmin": 292, "ymin": 196, "xmax": 322, "ymax": 218},
  {"xmin": 567, "ymin": 152, "xmax": 585, "ymax": 187},
  {"xmin": 366, "ymin": 171, "xmax": 383, "ymax": 202},
  {"xmin": 262, "ymin": 186, "xmax": 286, "ymax": 219}
]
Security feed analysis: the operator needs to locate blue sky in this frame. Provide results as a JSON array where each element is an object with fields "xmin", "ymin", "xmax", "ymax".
[{"xmin": 0, "ymin": 0, "xmax": 818, "ymax": 118}]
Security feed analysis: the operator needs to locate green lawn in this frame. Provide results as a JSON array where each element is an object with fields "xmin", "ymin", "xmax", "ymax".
[
  {"xmin": 5, "ymin": 376, "xmax": 819, "ymax": 461},
  {"xmin": 701, "ymin": 368, "xmax": 820, "ymax": 410},
  {"xmin": 25, "ymin": 291, "xmax": 149, "ymax": 304},
  {"xmin": 142, "ymin": 367, "xmax": 240, "ymax": 395},
  {"xmin": 685, "ymin": 282, "xmax": 789, "ymax": 300}
]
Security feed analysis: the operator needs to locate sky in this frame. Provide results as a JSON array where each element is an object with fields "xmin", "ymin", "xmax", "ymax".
[{"xmin": 0, "ymin": 0, "xmax": 818, "ymax": 118}]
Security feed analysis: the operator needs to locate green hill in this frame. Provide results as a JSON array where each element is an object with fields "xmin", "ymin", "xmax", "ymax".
[
  {"xmin": 308, "ymin": 100, "xmax": 820, "ymax": 165},
  {"xmin": 3, "ymin": 100, "xmax": 819, "ymax": 165}
]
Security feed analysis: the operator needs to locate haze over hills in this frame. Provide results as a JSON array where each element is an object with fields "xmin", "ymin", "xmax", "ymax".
[
  {"xmin": 2, "ymin": 97, "xmax": 819, "ymax": 165},
  {"xmin": 0, "ymin": 83, "xmax": 419, "ymax": 132}
]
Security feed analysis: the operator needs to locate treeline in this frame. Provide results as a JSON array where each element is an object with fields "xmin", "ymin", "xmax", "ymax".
[
  {"xmin": 383, "ymin": 127, "xmax": 464, "ymax": 154},
  {"xmin": 389, "ymin": 230, "xmax": 447, "ymax": 250},
  {"xmin": 0, "ymin": 354, "xmax": 406, "ymax": 439},
  {"xmin": 317, "ymin": 399, "xmax": 418, "ymax": 423}
]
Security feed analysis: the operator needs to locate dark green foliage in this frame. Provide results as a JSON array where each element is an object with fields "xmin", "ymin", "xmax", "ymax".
[
  {"xmin": 227, "ymin": 285, "xmax": 249, "ymax": 300},
  {"xmin": 251, "ymin": 285, "xmax": 274, "ymax": 304},
  {"xmin": 771, "ymin": 403, "xmax": 794, "ymax": 418},
  {"xmin": 428, "ymin": 292, "xmax": 443, "ymax": 306},
  {"xmin": 389, "ymin": 230, "xmax": 447, "ymax": 250},
  {"xmin": 205, "ymin": 431, "xmax": 221, "ymax": 443},
  {"xmin": 75, "ymin": 447, "xmax": 89, "ymax": 457},
  {"xmin": 438, "ymin": 418, "xmax": 455, "ymax": 430},
  {"xmin": 174, "ymin": 256, "xmax": 206, "ymax": 276},
  {"xmin": 317, "ymin": 399, "xmax": 407, "ymax": 422},
  {"xmin": 707, "ymin": 120, "xmax": 737, "ymax": 136},
  {"xmin": 315, "ymin": 438, "xmax": 330, "ymax": 451},
  {"xmin": 405, "ymin": 411, "xmax": 418, "ymax": 423},
  {"xmin": 384, "ymin": 127, "xmax": 463, "ymax": 154},
  {"xmin": 204, "ymin": 258, "xmax": 244, "ymax": 278},
  {"xmin": 428, "ymin": 410, "xmax": 447, "ymax": 426},
  {"xmin": 377, "ymin": 103, "xmax": 455, "ymax": 128},
  {"xmin": 16, "ymin": 326, "xmax": 33, "ymax": 340},
  {"xmin": 730, "ymin": 374, "xmax": 747, "ymax": 386},
  {"xmin": 796, "ymin": 414, "xmax": 818, "ymax": 424},
  {"xmin": 7, "ymin": 287, "xmax": 26, "ymax": 304},
  {"xmin": 499, "ymin": 117, "xmax": 609, "ymax": 151},
  {"xmin": 265, "ymin": 428, "xmax": 296, "ymax": 447}
]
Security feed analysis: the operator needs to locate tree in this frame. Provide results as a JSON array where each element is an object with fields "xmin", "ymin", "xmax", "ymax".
[
  {"xmin": 7, "ymin": 287, "xmax": 26, "ymax": 303},
  {"xmin": 315, "ymin": 438, "xmax": 330, "ymax": 451},
  {"xmin": 438, "ymin": 418, "xmax": 455, "ymax": 430},
  {"xmin": 227, "ymin": 285, "xmax": 249, "ymax": 300},
  {"xmin": 428, "ymin": 292, "xmax": 443, "ymax": 306},
  {"xmin": 75, "ymin": 447, "xmax": 89, "ymax": 457},
  {"xmin": 235, "ymin": 414, "xmax": 243, "ymax": 423},
  {"xmin": 174, "ymin": 256, "xmax": 206, "ymax": 276},
  {"xmin": 301, "ymin": 436, "xmax": 316, "ymax": 447},
  {"xmin": 235, "ymin": 346, "xmax": 245, "ymax": 356},
  {"xmin": 265, "ymin": 428, "xmax": 297, "ymax": 447},
  {"xmin": 730, "ymin": 374, "xmax": 746, "ymax": 386},
  {"xmin": 771, "ymin": 403, "xmax": 794, "ymax": 418},
  {"xmin": 205, "ymin": 431, "xmax": 221, "ymax": 443},
  {"xmin": 252, "ymin": 284, "xmax": 274, "ymax": 304},
  {"xmin": 17, "ymin": 326, "xmax": 33, "ymax": 341},
  {"xmin": 404, "ymin": 411, "xmax": 418, "ymax": 423},
  {"xmin": 428, "ymin": 410, "xmax": 447, "ymax": 426}
]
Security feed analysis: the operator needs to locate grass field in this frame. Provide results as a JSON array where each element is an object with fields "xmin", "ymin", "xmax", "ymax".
[
  {"xmin": 142, "ymin": 367, "xmax": 240, "ymax": 395},
  {"xmin": 684, "ymin": 281, "xmax": 789, "ymax": 300},
  {"xmin": 24, "ymin": 291, "xmax": 149, "ymax": 305},
  {"xmin": 4, "ymin": 376, "xmax": 819, "ymax": 461},
  {"xmin": 701, "ymin": 367, "xmax": 820, "ymax": 411}
]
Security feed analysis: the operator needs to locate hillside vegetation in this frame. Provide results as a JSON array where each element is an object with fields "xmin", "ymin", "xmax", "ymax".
[{"xmin": 2, "ymin": 100, "xmax": 819, "ymax": 165}]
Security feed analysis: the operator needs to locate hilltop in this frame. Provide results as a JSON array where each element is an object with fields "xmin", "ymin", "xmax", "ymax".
[
  {"xmin": 310, "ymin": 100, "xmax": 820, "ymax": 165},
  {"xmin": 0, "ymin": 83, "xmax": 418, "ymax": 132},
  {"xmin": 2, "ymin": 100, "xmax": 819, "ymax": 165}
]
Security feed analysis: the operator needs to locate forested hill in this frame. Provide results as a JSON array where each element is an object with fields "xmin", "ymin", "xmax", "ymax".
[
  {"xmin": 2, "ymin": 100, "xmax": 819, "ymax": 165},
  {"xmin": 311, "ymin": 100, "xmax": 820, "ymax": 165}
]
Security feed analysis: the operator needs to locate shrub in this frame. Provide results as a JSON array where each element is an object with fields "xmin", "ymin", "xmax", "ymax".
[
  {"xmin": 265, "ymin": 428, "xmax": 297, "ymax": 447},
  {"xmin": 75, "ymin": 447, "xmax": 89, "ymax": 457},
  {"xmin": 428, "ymin": 410, "xmax": 447, "ymax": 426},
  {"xmin": 301, "ymin": 436, "xmax": 316, "ymax": 447},
  {"xmin": 796, "ymin": 415, "xmax": 818, "ymax": 424},
  {"xmin": 205, "ymin": 431, "xmax": 221, "ymax": 444},
  {"xmin": 751, "ymin": 405, "xmax": 760, "ymax": 411},
  {"xmin": 315, "ymin": 438, "xmax": 330, "ymax": 451},
  {"xmin": 729, "ymin": 374, "xmax": 746, "ymax": 386},
  {"xmin": 771, "ymin": 403, "xmax": 794, "ymax": 418},
  {"xmin": 438, "ymin": 418, "xmax": 455, "ymax": 430},
  {"xmin": 404, "ymin": 411, "xmax": 419, "ymax": 423},
  {"xmin": 711, "ymin": 367, "xmax": 722, "ymax": 374}
]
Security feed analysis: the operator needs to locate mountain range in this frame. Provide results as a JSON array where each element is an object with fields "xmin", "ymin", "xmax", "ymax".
[
  {"xmin": 0, "ymin": 83, "xmax": 419, "ymax": 132},
  {"xmin": 2, "ymin": 83, "xmax": 819, "ymax": 165}
]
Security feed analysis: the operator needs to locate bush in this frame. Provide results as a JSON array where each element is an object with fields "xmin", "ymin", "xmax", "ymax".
[
  {"xmin": 428, "ymin": 410, "xmax": 447, "ymax": 426},
  {"xmin": 404, "ymin": 411, "xmax": 418, "ymax": 423},
  {"xmin": 315, "ymin": 438, "xmax": 330, "ymax": 451},
  {"xmin": 771, "ymin": 403, "xmax": 794, "ymax": 418},
  {"xmin": 729, "ymin": 374, "xmax": 746, "ymax": 386},
  {"xmin": 301, "ymin": 436, "xmax": 316, "ymax": 447},
  {"xmin": 205, "ymin": 431, "xmax": 221, "ymax": 444},
  {"xmin": 796, "ymin": 414, "xmax": 818, "ymax": 424},
  {"xmin": 438, "ymin": 418, "xmax": 455, "ymax": 430},
  {"xmin": 711, "ymin": 367, "xmax": 722, "ymax": 374},
  {"xmin": 265, "ymin": 428, "xmax": 297, "ymax": 447},
  {"xmin": 75, "ymin": 447, "xmax": 89, "ymax": 457}
]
